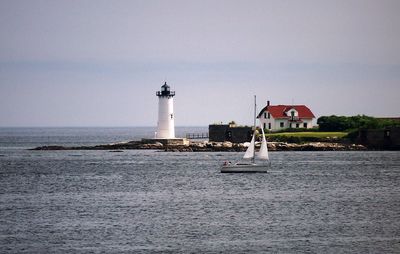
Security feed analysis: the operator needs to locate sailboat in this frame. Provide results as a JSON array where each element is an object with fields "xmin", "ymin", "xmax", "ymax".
[{"xmin": 221, "ymin": 96, "xmax": 270, "ymax": 173}]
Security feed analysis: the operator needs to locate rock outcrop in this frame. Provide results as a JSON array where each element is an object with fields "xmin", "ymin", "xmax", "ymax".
[{"xmin": 31, "ymin": 140, "xmax": 367, "ymax": 152}]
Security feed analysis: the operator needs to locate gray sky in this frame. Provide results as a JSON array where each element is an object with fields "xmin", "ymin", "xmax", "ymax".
[{"xmin": 0, "ymin": 0, "xmax": 399, "ymax": 127}]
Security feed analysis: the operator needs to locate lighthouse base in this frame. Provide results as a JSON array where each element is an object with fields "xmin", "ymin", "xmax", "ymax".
[{"xmin": 141, "ymin": 138, "xmax": 189, "ymax": 146}]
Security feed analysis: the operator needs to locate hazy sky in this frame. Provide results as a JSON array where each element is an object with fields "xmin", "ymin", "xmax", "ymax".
[{"xmin": 0, "ymin": 0, "xmax": 399, "ymax": 127}]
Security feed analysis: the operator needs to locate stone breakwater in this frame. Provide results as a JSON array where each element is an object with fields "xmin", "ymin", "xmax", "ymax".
[{"xmin": 31, "ymin": 140, "xmax": 366, "ymax": 152}]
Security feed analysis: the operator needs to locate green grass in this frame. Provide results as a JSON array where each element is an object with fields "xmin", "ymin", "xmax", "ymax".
[
  {"xmin": 264, "ymin": 131, "xmax": 349, "ymax": 143},
  {"xmin": 266, "ymin": 132, "xmax": 347, "ymax": 138}
]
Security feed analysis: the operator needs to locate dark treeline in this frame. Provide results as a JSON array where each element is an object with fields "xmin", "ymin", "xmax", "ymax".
[{"xmin": 317, "ymin": 115, "xmax": 400, "ymax": 132}]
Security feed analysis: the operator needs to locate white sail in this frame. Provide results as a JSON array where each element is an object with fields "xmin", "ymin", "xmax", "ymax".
[
  {"xmin": 221, "ymin": 95, "xmax": 269, "ymax": 173},
  {"xmin": 257, "ymin": 126, "xmax": 269, "ymax": 160},
  {"xmin": 243, "ymin": 132, "xmax": 255, "ymax": 159}
]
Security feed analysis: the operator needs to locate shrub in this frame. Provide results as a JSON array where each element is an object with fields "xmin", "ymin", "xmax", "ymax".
[
  {"xmin": 272, "ymin": 127, "xmax": 319, "ymax": 133},
  {"xmin": 345, "ymin": 129, "xmax": 359, "ymax": 142},
  {"xmin": 317, "ymin": 115, "xmax": 399, "ymax": 132}
]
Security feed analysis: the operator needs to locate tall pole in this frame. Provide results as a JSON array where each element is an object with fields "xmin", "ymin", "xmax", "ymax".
[
  {"xmin": 253, "ymin": 95, "xmax": 256, "ymax": 162},
  {"xmin": 254, "ymin": 95, "xmax": 256, "ymax": 129}
]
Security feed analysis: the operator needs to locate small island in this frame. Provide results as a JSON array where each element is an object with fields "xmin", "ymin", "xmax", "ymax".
[
  {"xmin": 31, "ymin": 115, "xmax": 400, "ymax": 152},
  {"xmin": 31, "ymin": 139, "xmax": 367, "ymax": 152}
]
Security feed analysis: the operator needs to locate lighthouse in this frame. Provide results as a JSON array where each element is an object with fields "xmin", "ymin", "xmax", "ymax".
[{"xmin": 156, "ymin": 82, "xmax": 175, "ymax": 139}]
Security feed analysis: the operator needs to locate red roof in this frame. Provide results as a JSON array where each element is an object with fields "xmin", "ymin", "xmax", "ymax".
[{"xmin": 257, "ymin": 105, "xmax": 315, "ymax": 119}]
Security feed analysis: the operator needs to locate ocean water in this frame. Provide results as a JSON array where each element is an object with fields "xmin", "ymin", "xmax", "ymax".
[
  {"xmin": 0, "ymin": 128, "xmax": 400, "ymax": 253},
  {"xmin": 0, "ymin": 127, "xmax": 208, "ymax": 148}
]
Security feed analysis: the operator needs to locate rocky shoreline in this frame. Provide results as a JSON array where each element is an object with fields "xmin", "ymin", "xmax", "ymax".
[{"xmin": 31, "ymin": 140, "xmax": 367, "ymax": 152}]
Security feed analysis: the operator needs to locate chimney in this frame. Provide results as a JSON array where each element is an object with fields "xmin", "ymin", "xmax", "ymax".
[{"xmin": 267, "ymin": 100, "xmax": 270, "ymax": 106}]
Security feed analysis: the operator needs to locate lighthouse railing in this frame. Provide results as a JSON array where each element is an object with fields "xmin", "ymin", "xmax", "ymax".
[{"xmin": 156, "ymin": 91, "xmax": 175, "ymax": 96}]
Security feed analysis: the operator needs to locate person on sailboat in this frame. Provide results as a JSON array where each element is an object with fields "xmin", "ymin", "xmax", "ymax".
[{"xmin": 223, "ymin": 161, "xmax": 232, "ymax": 166}]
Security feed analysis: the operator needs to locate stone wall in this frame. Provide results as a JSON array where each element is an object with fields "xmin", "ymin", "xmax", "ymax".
[
  {"xmin": 358, "ymin": 127, "xmax": 400, "ymax": 150},
  {"xmin": 209, "ymin": 124, "xmax": 252, "ymax": 143}
]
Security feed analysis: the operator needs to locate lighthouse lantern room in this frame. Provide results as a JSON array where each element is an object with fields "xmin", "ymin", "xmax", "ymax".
[{"xmin": 156, "ymin": 82, "xmax": 175, "ymax": 139}]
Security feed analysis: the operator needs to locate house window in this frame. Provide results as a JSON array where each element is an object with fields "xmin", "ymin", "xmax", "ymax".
[
  {"xmin": 296, "ymin": 123, "xmax": 299, "ymax": 128},
  {"xmin": 303, "ymin": 123, "xmax": 307, "ymax": 128},
  {"xmin": 268, "ymin": 123, "xmax": 271, "ymax": 129},
  {"xmin": 280, "ymin": 122, "xmax": 284, "ymax": 128},
  {"xmin": 264, "ymin": 112, "xmax": 267, "ymax": 119},
  {"xmin": 291, "ymin": 111, "xmax": 295, "ymax": 119},
  {"xmin": 267, "ymin": 113, "xmax": 271, "ymax": 119},
  {"xmin": 263, "ymin": 123, "xmax": 266, "ymax": 130}
]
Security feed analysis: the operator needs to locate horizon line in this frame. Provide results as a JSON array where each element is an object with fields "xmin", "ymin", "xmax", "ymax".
[{"xmin": 0, "ymin": 125, "xmax": 209, "ymax": 128}]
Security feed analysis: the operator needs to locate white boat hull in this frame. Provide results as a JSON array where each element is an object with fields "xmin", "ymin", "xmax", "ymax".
[{"xmin": 221, "ymin": 163, "xmax": 268, "ymax": 173}]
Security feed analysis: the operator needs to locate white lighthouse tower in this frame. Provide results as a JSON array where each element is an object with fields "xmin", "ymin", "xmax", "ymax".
[{"xmin": 156, "ymin": 82, "xmax": 175, "ymax": 139}]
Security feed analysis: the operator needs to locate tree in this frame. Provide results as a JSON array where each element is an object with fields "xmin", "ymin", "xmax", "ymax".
[{"xmin": 317, "ymin": 115, "xmax": 400, "ymax": 131}]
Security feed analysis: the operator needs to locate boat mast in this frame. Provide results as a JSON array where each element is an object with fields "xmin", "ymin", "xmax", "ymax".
[{"xmin": 253, "ymin": 95, "xmax": 256, "ymax": 163}]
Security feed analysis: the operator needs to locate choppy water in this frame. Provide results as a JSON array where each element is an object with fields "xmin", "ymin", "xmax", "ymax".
[{"xmin": 0, "ymin": 128, "xmax": 399, "ymax": 253}]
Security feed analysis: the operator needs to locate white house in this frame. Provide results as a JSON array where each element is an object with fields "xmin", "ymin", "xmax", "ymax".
[{"xmin": 257, "ymin": 101, "xmax": 316, "ymax": 131}]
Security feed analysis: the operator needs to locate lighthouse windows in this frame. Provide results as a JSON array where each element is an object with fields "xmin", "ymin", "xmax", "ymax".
[{"xmin": 170, "ymin": 113, "xmax": 173, "ymax": 119}]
